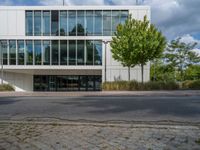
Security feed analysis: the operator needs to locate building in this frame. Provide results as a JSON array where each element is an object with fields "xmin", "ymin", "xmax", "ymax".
[{"xmin": 0, "ymin": 6, "xmax": 150, "ymax": 91}]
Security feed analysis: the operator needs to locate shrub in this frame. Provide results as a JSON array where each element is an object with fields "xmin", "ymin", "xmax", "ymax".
[
  {"xmin": 187, "ymin": 80, "xmax": 200, "ymax": 90},
  {"xmin": 0, "ymin": 84, "xmax": 15, "ymax": 91}
]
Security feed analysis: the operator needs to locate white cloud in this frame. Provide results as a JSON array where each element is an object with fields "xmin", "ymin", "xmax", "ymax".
[{"xmin": 180, "ymin": 34, "xmax": 200, "ymax": 47}]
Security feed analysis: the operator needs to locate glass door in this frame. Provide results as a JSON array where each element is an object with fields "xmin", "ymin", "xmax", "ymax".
[{"xmin": 49, "ymin": 76, "xmax": 57, "ymax": 91}]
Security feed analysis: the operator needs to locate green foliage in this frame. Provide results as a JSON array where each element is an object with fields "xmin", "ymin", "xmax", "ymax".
[
  {"xmin": 182, "ymin": 80, "xmax": 200, "ymax": 90},
  {"xmin": 110, "ymin": 15, "xmax": 166, "ymax": 82},
  {"xmin": 184, "ymin": 65, "xmax": 200, "ymax": 80},
  {"xmin": 0, "ymin": 84, "xmax": 15, "ymax": 91}
]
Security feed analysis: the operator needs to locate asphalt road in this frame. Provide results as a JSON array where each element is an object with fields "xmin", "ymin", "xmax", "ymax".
[{"xmin": 0, "ymin": 95, "xmax": 200, "ymax": 123}]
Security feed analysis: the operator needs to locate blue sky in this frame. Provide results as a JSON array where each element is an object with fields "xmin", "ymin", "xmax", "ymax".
[{"xmin": 0, "ymin": 0, "xmax": 200, "ymax": 50}]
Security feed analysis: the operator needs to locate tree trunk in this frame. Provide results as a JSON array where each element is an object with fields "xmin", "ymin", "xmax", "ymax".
[
  {"xmin": 141, "ymin": 64, "xmax": 144, "ymax": 84},
  {"xmin": 128, "ymin": 67, "xmax": 130, "ymax": 81}
]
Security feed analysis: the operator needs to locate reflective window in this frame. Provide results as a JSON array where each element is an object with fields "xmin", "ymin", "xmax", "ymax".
[
  {"xmin": 120, "ymin": 10, "xmax": 129, "ymax": 25},
  {"xmin": 43, "ymin": 40, "xmax": 50, "ymax": 65},
  {"xmin": 17, "ymin": 40, "xmax": 25, "ymax": 65},
  {"xmin": 60, "ymin": 40, "xmax": 68, "ymax": 65},
  {"xmin": 43, "ymin": 11, "xmax": 50, "ymax": 36},
  {"xmin": 68, "ymin": 11, "xmax": 76, "ymax": 36},
  {"xmin": 94, "ymin": 11, "xmax": 102, "ymax": 36},
  {"xmin": 26, "ymin": 11, "xmax": 33, "ymax": 36},
  {"xmin": 77, "ymin": 11, "xmax": 85, "ymax": 36},
  {"xmin": 93, "ymin": 40, "xmax": 102, "ymax": 65},
  {"xmin": 86, "ymin": 11, "xmax": 94, "ymax": 36},
  {"xmin": 1, "ymin": 41, "xmax": 8, "ymax": 65},
  {"xmin": 26, "ymin": 40, "xmax": 33, "ymax": 65},
  {"xmin": 112, "ymin": 11, "xmax": 121, "ymax": 35},
  {"xmin": 52, "ymin": 40, "xmax": 59, "ymax": 65},
  {"xmin": 86, "ymin": 40, "xmax": 93, "ymax": 65},
  {"xmin": 9, "ymin": 40, "xmax": 16, "ymax": 65},
  {"xmin": 77, "ymin": 40, "xmax": 84, "ymax": 65},
  {"xmin": 69, "ymin": 40, "xmax": 76, "ymax": 65},
  {"xmin": 103, "ymin": 11, "xmax": 112, "ymax": 36},
  {"xmin": 34, "ymin": 11, "xmax": 42, "ymax": 36},
  {"xmin": 51, "ymin": 11, "xmax": 59, "ymax": 36},
  {"xmin": 34, "ymin": 40, "xmax": 42, "ymax": 65},
  {"xmin": 60, "ymin": 11, "xmax": 68, "ymax": 36}
]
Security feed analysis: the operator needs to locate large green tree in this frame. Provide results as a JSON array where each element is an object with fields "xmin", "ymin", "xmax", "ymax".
[{"xmin": 111, "ymin": 15, "xmax": 166, "ymax": 82}]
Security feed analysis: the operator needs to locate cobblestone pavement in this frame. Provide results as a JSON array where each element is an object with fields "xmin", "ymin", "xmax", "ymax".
[{"xmin": 0, "ymin": 122, "xmax": 200, "ymax": 150}]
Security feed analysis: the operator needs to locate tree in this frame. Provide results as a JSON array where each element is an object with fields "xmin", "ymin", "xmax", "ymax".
[
  {"xmin": 165, "ymin": 38, "xmax": 200, "ymax": 81},
  {"xmin": 111, "ymin": 15, "xmax": 166, "ymax": 82}
]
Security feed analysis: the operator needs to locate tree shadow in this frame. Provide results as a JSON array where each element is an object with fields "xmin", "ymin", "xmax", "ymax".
[{"xmin": 0, "ymin": 97, "xmax": 20, "ymax": 105}]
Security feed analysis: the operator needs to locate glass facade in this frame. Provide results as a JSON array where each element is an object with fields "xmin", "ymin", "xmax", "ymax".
[
  {"xmin": 25, "ymin": 10, "xmax": 128, "ymax": 36},
  {"xmin": 17, "ymin": 40, "xmax": 25, "ymax": 65},
  {"xmin": 1, "ymin": 41, "xmax": 8, "ymax": 65},
  {"xmin": 34, "ymin": 40, "xmax": 42, "ymax": 65},
  {"xmin": 9, "ymin": 40, "xmax": 16, "ymax": 65}
]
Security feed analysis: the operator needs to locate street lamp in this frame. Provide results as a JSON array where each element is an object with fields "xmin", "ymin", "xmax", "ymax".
[
  {"xmin": 0, "ymin": 41, "xmax": 7, "ymax": 85},
  {"xmin": 102, "ymin": 40, "xmax": 111, "ymax": 82}
]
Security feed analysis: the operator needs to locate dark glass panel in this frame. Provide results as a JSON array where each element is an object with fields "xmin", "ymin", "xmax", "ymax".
[
  {"xmin": 69, "ymin": 40, "xmax": 76, "ymax": 65},
  {"xmin": 77, "ymin": 10, "xmax": 85, "ymax": 36},
  {"xmin": 1, "ymin": 41, "xmax": 8, "ymax": 65},
  {"xmin": 17, "ymin": 40, "xmax": 25, "ymax": 65},
  {"xmin": 86, "ymin": 10, "xmax": 94, "ymax": 36},
  {"xmin": 60, "ymin": 11, "xmax": 68, "ymax": 36},
  {"xmin": 43, "ymin": 11, "xmax": 50, "ymax": 36},
  {"xmin": 67, "ymin": 76, "xmax": 79, "ymax": 91},
  {"xmin": 9, "ymin": 40, "xmax": 16, "ymax": 65},
  {"xmin": 60, "ymin": 40, "xmax": 68, "ymax": 65},
  {"xmin": 112, "ymin": 10, "xmax": 121, "ymax": 35},
  {"xmin": 52, "ymin": 40, "xmax": 59, "ymax": 65},
  {"xmin": 94, "ymin": 11, "xmax": 102, "ymax": 36},
  {"xmin": 26, "ymin": 11, "xmax": 33, "ymax": 36},
  {"xmin": 26, "ymin": 40, "xmax": 33, "ymax": 65},
  {"xmin": 120, "ymin": 10, "xmax": 129, "ymax": 24},
  {"xmin": 51, "ymin": 10, "xmax": 59, "ymax": 36},
  {"xmin": 86, "ymin": 40, "xmax": 94, "ymax": 65},
  {"xmin": 34, "ymin": 40, "xmax": 42, "ymax": 65},
  {"xmin": 88, "ymin": 76, "xmax": 94, "ymax": 91},
  {"xmin": 103, "ymin": 10, "xmax": 112, "ymax": 36},
  {"xmin": 43, "ymin": 40, "xmax": 50, "ymax": 65},
  {"xmin": 68, "ymin": 11, "xmax": 76, "ymax": 36},
  {"xmin": 34, "ymin": 11, "xmax": 42, "ymax": 36},
  {"xmin": 93, "ymin": 40, "xmax": 102, "ymax": 65},
  {"xmin": 77, "ymin": 40, "xmax": 85, "ymax": 65}
]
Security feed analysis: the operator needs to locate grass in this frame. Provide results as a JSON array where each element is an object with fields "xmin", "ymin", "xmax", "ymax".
[{"xmin": 0, "ymin": 84, "xmax": 15, "ymax": 91}]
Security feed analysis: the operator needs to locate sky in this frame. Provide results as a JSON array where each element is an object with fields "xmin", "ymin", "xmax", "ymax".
[{"xmin": 0, "ymin": 0, "xmax": 200, "ymax": 51}]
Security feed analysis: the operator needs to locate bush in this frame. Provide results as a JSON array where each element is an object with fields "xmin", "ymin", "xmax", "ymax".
[
  {"xmin": 182, "ymin": 80, "xmax": 200, "ymax": 90},
  {"xmin": 0, "ymin": 84, "xmax": 15, "ymax": 91},
  {"xmin": 102, "ymin": 80, "xmax": 179, "ymax": 91}
]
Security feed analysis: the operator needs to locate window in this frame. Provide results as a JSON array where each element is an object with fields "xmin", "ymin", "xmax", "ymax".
[
  {"xmin": 9, "ymin": 40, "xmax": 16, "ymax": 65},
  {"xmin": 34, "ymin": 11, "xmax": 42, "ymax": 36},
  {"xmin": 34, "ymin": 40, "xmax": 42, "ymax": 65},
  {"xmin": 60, "ymin": 11, "xmax": 68, "ymax": 36},
  {"xmin": 103, "ymin": 10, "xmax": 112, "ymax": 36},
  {"xmin": 86, "ymin": 40, "xmax": 94, "ymax": 65},
  {"xmin": 17, "ymin": 40, "xmax": 25, "ymax": 65},
  {"xmin": 26, "ymin": 11, "xmax": 33, "ymax": 36},
  {"xmin": 120, "ymin": 10, "xmax": 129, "ymax": 25},
  {"xmin": 51, "ymin": 40, "xmax": 59, "ymax": 65},
  {"xmin": 26, "ymin": 40, "xmax": 33, "ymax": 65},
  {"xmin": 51, "ymin": 11, "xmax": 59, "ymax": 36},
  {"xmin": 1, "ymin": 41, "xmax": 8, "ymax": 65},
  {"xmin": 112, "ymin": 11, "xmax": 121, "ymax": 35},
  {"xmin": 43, "ymin": 11, "xmax": 50, "ymax": 36},
  {"xmin": 77, "ymin": 11, "xmax": 85, "ymax": 36},
  {"xmin": 86, "ymin": 11, "xmax": 94, "ymax": 36},
  {"xmin": 94, "ymin": 11, "xmax": 102, "ymax": 36},
  {"xmin": 60, "ymin": 40, "xmax": 68, "ymax": 65},
  {"xmin": 68, "ymin": 11, "xmax": 76, "ymax": 36},
  {"xmin": 43, "ymin": 40, "xmax": 50, "ymax": 65},
  {"xmin": 93, "ymin": 40, "xmax": 102, "ymax": 65},
  {"xmin": 69, "ymin": 40, "xmax": 76, "ymax": 65},
  {"xmin": 77, "ymin": 40, "xmax": 85, "ymax": 65}
]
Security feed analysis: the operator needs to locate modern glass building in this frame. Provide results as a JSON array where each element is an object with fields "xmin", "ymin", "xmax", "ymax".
[{"xmin": 0, "ymin": 6, "xmax": 150, "ymax": 91}]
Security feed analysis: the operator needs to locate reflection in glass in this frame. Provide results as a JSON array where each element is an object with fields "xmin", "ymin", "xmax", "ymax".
[
  {"xmin": 86, "ymin": 40, "xmax": 93, "ymax": 65},
  {"xmin": 26, "ymin": 11, "xmax": 33, "ymax": 36},
  {"xmin": 94, "ymin": 11, "xmax": 102, "ymax": 36},
  {"xmin": 60, "ymin": 11, "xmax": 68, "ymax": 36},
  {"xmin": 77, "ymin": 11, "xmax": 85, "ymax": 36},
  {"xmin": 1, "ymin": 41, "xmax": 8, "ymax": 65},
  {"xmin": 60, "ymin": 40, "xmax": 68, "ymax": 65},
  {"xmin": 77, "ymin": 40, "xmax": 84, "ymax": 65},
  {"xmin": 120, "ymin": 10, "xmax": 129, "ymax": 25},
  {"xmin": 43, "ymin": 40, "xmax": 50, "ymax": 65},
  {"xmin": 34, "ymin": 11, "xmax": 41, "ymax": 36},
  {"xmin": 26, "ymin": 40, "xmax": 33, "ymax": 65},
  {"xmin": 93, "ymin": 40, "xmax": 102, "ymax": 65},
  {"xmin": 68, "ymin": 11, "xmax": 76, "ymax": 36},
  {"xmin": 69, "ymin": 40, "xmax": 76, "ymax": 65},
  {"xmin": 17, "ymin": 40, "xmax": 25, "ymax": 65},
  {"xmin": 86, "ymin": 11, "xmax": 94, "ymax": 36},
  {"xmin": 51, "ymin": 11, "xmax": 59, "ymax": 36},
  {"xmin": 43, "ymin": 11, "xmax": 50, "ymax": 36},
  {"xmin": 9, "ymin": 40, "xmax": 16, "ymax": 65},
  {"xmin": 34, "ymin": 40, "xmax": 42, "ymax": 65},
  {"xmin": 52, "ymin": 40, "xmax": 59, "ymax": 65},
  {"xmin": 103, "ymin": 11, "xmax": 112, "ymax": 36},
  {"xmin": 112, "ymin": 11, "xmax": 121, "ymax": 35}
]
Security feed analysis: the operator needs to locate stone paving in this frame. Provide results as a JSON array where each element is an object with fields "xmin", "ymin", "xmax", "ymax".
[{"xmin": 0, "ymin": 122, "xmax": 200, "ymax": 150}]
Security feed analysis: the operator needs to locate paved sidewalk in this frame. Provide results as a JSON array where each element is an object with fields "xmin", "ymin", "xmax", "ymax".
[
  {"xmin": 0, "ymin": 90, "xmax": 200, "ymax": 97},
  {"xmin": 0, "ymin": 121, "xmax": 200, "ymax": 150}
]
